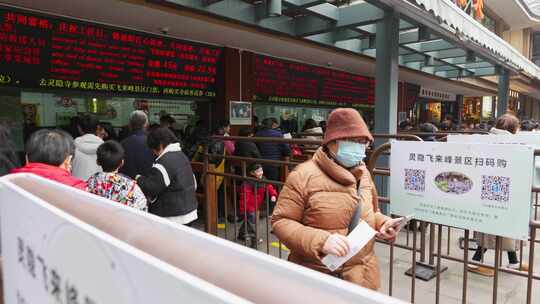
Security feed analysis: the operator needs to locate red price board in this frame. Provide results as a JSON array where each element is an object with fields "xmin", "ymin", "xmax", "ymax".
[
  {"xmin": 253, "ymin": 54, "xmax": 374, "ymax": 107},
  {"xmin": 0, "ymin": 7, "xmax": 222, "ymax": 98}
]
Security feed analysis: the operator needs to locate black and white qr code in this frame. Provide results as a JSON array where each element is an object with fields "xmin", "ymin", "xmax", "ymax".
[
  {"xmin": 404, "ymin": 169, "xmax": 426, "ymax": 192},
  {"xmin": 481, "ymin": 175, "xmax": 510, "ymax": 202}
]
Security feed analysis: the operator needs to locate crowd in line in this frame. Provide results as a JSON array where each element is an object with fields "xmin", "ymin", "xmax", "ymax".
[
  {"xmin": 0, "ymin": 111, "xmax": 321, "ymax": 230},
  {"xmin": 0, "ymin": 109, "xmax": 532, "ymax": 290},
  {"xmin": 0, "ymin": 108, "xmax": 402, "ymax": 291},
  {"xmin": 400, "ymin": 114, "xmax": 540, "ymax": 138}
]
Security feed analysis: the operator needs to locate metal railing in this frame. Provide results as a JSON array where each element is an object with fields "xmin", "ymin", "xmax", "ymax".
[
  {"xmin": 366, "ymin": 139, "xmax": 540, "ymax": 304},
  {"xmin": 192, "ymin": 133, "xmax": 539, "ymax": 304}
]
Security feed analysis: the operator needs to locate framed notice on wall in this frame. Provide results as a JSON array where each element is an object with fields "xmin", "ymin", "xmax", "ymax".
[
  {"xmin": 230, "ymin": 101, "xmax": 252, "ymax": 125},
  {"xmin": 390, "ymin": 141, "xmax": 534, "ymax": 240}
]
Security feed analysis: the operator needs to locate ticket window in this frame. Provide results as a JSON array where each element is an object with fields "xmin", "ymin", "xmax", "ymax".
[
  {"xmin": 15, "ymin": 91, "xmax": 199, "ymax": 144},
  {"xmin": 23, "ymin": 92, "xmax": 195, "ymax": 122},
  {"xmin": 253, "ymin": 104, "xmax": 332, "ymax": 134},
  {"xmin": 253, "ymin": 104, "xmax": 374, "ymax": 134}
]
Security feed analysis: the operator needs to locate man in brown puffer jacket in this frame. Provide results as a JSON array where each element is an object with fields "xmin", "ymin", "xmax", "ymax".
[{"xmin": 272, "ymin": 108, "xmax": 402, "ymax": 290}]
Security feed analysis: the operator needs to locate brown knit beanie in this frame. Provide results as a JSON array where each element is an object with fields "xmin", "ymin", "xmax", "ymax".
[{"xmin": 323, "ymin": 108, "xmax": 373, "ymax": 145}]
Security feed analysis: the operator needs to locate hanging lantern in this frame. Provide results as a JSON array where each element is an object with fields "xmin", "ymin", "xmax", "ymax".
[{"xmin": 474, "ymin": 0, "xmax": 484, "ymax": 19}]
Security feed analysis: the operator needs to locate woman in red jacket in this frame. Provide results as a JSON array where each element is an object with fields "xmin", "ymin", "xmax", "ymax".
[
  {"xmin": 238, "ymin": 163, "xmax": 278, "ymax": 248},
  {"xmin": 12, "ymin": 129, "xmax": 87, "ymax": 190}
]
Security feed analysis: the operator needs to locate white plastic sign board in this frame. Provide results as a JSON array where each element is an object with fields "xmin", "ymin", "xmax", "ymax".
[
  {"xmin": 447, "ymin": 133, "xmax": 540, "ymax": 146},
  {"xmin": 390, "ymin": 141, "xmax": 533, "ymax": 240},
  {"xmin": 0, "ymin": 174, "xmax": 406, "ymax": 304},
  {"xmin": 0, "ymin": 175, "xmax": 250, "ymax": 304},
  {"xmin": 447, "ymin": 133, "xmax": 540, "ymax": 185}
]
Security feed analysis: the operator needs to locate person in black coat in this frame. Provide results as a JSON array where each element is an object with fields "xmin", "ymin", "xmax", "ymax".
[
  {"xmin": 136, "ymin": 127, "xmax": 198, "ymax": 225},
  {"xmin": 255, "ymin": 118, "xmax": 290, "ymax": 181},
  {"xmin": 419, "ymin": 122, "xmax": 439, "ymax": 142},
  {"xmin": 119, "ymin": 111, "xmax": 155, "ymax": 179},
  {"xmin": 235, "ymin": 127, "xmax": 262, "ymax": 159},
  {"xmin": 234, "ymin": 127, "xmax": 262, "ymax": 175}
]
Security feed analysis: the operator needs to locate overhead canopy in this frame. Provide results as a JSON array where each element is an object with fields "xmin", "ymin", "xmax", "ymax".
[
  {"xmin": 487, "ymin": 0, "xmax": 540, "ymax": 29},
  {"xmin": 154, "ymin": 0, "xmax": 540, "ymax": 81},
  {"xmin": 408, "ymin": 0, "xmax": 540, "ymax": 79},
  {"xmin": 517, "ymin": 0, "xmax": 540, "ymax": 24}
]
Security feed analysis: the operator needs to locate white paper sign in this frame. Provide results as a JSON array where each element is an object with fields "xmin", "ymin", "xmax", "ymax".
[
  {"xmin": 322, "ymin": 221, "xmax": 377, "ymax": 272},
  {"xmin": 447, "ymin": 133, "xmax": 540, "ymax": 186},
  {"xmin": 0, "ymin": 176, "xmax": 249, "ymax": 304},
  {"xmin": 447, "ymin": 133, "xmax": 540, "ymax": 146},
  {"xmin": 390, "ymin": 141, "xmax": 534, "ymax": 240}
]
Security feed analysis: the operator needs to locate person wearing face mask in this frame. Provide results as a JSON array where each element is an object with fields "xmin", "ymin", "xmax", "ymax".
[
  {"xmin": 12, "ymin": 129, "xmax": 87, "ymax": 190},
  {"xmin": 271, "ymin": 108, "xmax": 402, "ymax": 290}
]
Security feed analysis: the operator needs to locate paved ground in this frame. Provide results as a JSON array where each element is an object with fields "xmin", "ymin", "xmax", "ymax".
[
  {"xmin": 374, "ymin": 227, "xmax": 540, "ymax": 304},
  {"xmin": 194, "ymin": 216, "xmax": 540, "ymax": 304}
]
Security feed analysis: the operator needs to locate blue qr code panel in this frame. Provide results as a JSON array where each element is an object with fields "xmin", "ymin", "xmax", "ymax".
[
  {"xmin": 404, "ymin": 169, "xmax": 426, "ymax": 192},
  {"xmin": 481, "ymin": 175, "xmax": 510, "ymax": 202}
]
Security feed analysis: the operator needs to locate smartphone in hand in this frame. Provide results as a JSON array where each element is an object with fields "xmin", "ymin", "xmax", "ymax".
[{"xmin": 395, "ymin": 214, "xmax": 415, "ymax": 230}]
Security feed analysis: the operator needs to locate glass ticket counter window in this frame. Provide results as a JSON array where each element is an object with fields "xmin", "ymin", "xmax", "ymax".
[
  {"xmin": 253, "ymin": 104, "xmax": 331, "ymax": 134},
  {"xmin": 253, "ymin": 104, "xmax": 373, "ymax": 134},
  {"xmin": 1, "ymin": 90, "xmax": 200, "ymax": 151}
]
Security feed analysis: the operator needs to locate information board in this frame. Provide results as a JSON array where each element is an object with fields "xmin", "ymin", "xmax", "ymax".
[
  {"xmin": 253, "ymin": 54, "xmax": 375, "ymax": 107},
  {"xmin": 0, "ymin": 7, "xmax": 222, "ymax": 98},
  {"xmin": 0, "ymin": 175, "xmax": 249, "ymax": 304},
  {"xmin": 390, "ymin": 141, "xmax": 533, "ymax": 240},
  {"xmin": 447, "ymin": 133, "xmax": 540, "ymax": 185}
]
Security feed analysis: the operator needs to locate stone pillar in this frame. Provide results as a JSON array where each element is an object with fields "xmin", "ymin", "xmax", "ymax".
[{"xmin": 374, "ymin": 9, "xmax": 400, "ymax": 135}]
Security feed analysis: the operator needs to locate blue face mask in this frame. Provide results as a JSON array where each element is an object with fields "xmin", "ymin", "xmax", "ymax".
[{"xmin": 335, "ymin": 141, "xmax": 367, "ymax": 168}]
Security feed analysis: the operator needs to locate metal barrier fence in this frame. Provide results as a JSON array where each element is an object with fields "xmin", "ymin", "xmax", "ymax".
[
  {"xmin": 193, "ymin": 134, "xmax": 539, "ymax": 304},
  {"xmin": 367, "ymin": 141, "xmax": 540, "ymax": 304}
]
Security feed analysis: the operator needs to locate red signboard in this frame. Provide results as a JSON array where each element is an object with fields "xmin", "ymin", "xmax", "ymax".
[
  {"xmin": 253, "ymin": 54, "xmax": 374, "ymax": 107},
  {"xmin": 0, "ymin": 7, "xmax": 222, "ymax": 98}
]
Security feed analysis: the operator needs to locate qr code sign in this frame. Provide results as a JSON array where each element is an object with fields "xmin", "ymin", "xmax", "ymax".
[
  {"xmin": 481, "ymin": 176, "xmax": 510, "ymax": 202},
  {"xmin": 404, "ymin": 169, "xmax": 426, "ymax": 192}
]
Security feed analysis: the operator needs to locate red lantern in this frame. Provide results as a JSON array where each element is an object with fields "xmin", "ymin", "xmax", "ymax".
[{"xmin": 474, "ymin": 0, "xmax": 484, "ymax": 19}]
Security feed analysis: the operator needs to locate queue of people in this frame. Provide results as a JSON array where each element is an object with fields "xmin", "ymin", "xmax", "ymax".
[
  {"xmin": 3, "ymin": 110, "xmax": 199, "ymax": 226},
  {"xmin": 1, "ymin": 108, "xmax": 536, "ymax": 292},
  {"xmin": 400, "ymin": 114, "xmax": 540, "ymax": 136}
]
